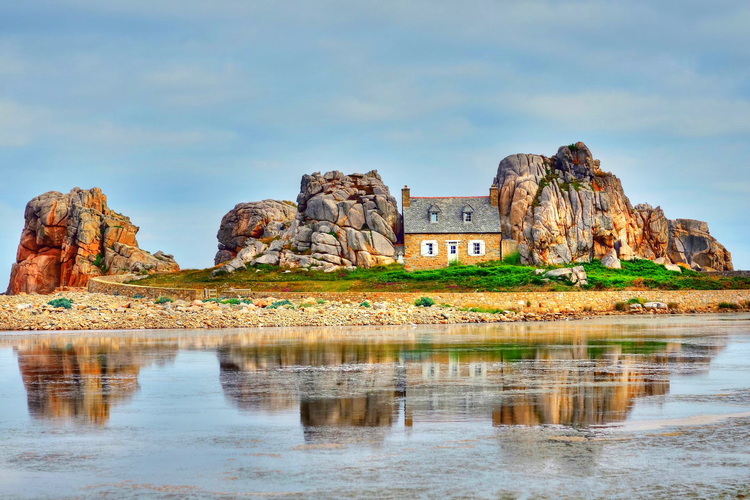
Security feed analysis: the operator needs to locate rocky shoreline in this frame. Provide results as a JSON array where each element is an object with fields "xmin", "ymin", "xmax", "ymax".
[{"xmin": 0, "ymin": 291, "xmax": 606, "ymax": 332}]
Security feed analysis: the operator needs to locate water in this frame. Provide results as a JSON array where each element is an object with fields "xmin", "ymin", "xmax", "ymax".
[{"xmin": 1, "ymin": 314, "xmax": 750, "ymax": 498}]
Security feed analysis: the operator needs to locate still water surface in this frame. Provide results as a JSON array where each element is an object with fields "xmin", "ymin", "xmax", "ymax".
[{"xmin": 1, "ymin": 314, "xmax": 750, "ymax": 498}]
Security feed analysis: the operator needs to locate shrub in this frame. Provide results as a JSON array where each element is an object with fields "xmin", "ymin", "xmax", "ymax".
[
  {"xmin": 718, "ymin": 302, "xmax": 739, "ymax": 310},
  {"xmin": 568, "ymin": 143, "xmax": 580, "ymax": 152},
  {"xmin": 133, "ymin": 294, "xmax": 145, "ymax": 299},
  {"xmin": 221, "ymin": 298, "xmax": 241, "ymax": 305},
  {"xmin": 414, "ymin": 296, "xmax": 435, "ymax": 307},
  {"xmin": 155, "ymin": 296, "xmax": 174, "ymax": 304},
  {"xmin": 667, "ymin": 302, "xmax": 680, "ymax": 310},
  {"xmin": 614, "ymin": 302, "xmax": 627, "ymax": 311},
  {"xmin": 241, "ymin": 299, "xmax": 253, "ymax": 305},
  {"xmin": 502, "ymin": 251, "xmax": 522, "ymax": 266},
  {"xmin": 627, "ymin": 297, "xmax": 646, "ymax": 305},
  {"xmin": 92, "ymin": 253, "xmax": 108, "ymax": 273},
  {"xmin": 316, "ymin": 298, "xmax": 327, "ymax": 304},
  {"xmin": 47, "ymin": 298, "xmax": 73, "ymax": 309},
  {"xmin": 360, "ymin": 301, "xmax": 371, "ymax": 308},
  {"xmin": 268, "ymin": 299, "xmax": 294, "ymax": 309}
]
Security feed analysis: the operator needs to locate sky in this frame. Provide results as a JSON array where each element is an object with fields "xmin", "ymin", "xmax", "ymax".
[{"xmin": 2, "ymin": 0, "xmax": 749, "ymax": 291}]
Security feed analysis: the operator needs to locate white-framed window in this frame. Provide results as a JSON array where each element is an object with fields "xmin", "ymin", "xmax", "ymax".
[
  {"xmin": 421, "ymin": 240, "xmax": 438, "ymax": 256},
  {"xmin": 468, "ymin": 240, "xmax": 485, "ymax": 256},
  {"xmin": 430, "ymin": 212, "xmax": 439, "ymax": 223},
  {"xmin": 463, "ymin": 212, "xmax": 472, "ymax": 222}
]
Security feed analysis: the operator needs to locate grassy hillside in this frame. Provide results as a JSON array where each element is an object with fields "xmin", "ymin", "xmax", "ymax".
[{"xmin": 131, "ymin": 259, "xmax": 750, "ymax": 293}]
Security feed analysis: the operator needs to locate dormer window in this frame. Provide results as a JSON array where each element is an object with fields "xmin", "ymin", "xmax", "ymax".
[
  {"xmin": 462, "ymin": 204, "xmax": 474, "ymax": 223},
  {"xmin": 428, "ymin": 204, "xmax": 441, "ymax": 223}
]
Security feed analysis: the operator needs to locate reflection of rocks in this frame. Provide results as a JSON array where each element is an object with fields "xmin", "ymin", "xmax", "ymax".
[
  {"xmin": 301, "ymin": 395, "xmax": 396, "ymax": 427},
  {"xmin": 16, "ymin": 338, "xmax": 177, "ymax": 425},
  {"xmin": 491, "ymin": 356, "xmax": 669, "ymax": 427}
]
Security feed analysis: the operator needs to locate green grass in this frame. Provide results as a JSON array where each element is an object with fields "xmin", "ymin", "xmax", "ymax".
[{"xmin": 129, "ymin": 258, "xmax": 750, "ymax": 293}]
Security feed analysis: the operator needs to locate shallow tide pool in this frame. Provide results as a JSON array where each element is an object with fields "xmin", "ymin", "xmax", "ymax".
[{"xmin": 1, "ymin": 314, "xmax": 749, "ymax": 498}]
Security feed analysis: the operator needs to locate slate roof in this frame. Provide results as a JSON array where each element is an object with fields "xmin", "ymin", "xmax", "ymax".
[{"xmin": 403, "ymin": 196, "xmax": 501, "ymax": 234}]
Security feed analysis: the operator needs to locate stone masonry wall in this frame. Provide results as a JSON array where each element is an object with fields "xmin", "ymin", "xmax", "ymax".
[
  {"xmin": 88, "ymin": 275, "xmax": 202, "ymax": 302},
  {"xmin": 404, "ymin": 233, "xmax": 502, "ymax": 271},
  {"xmin": 231, "ymin": 289, "xmax": 750, "ymax": 313},
  {"xmin": 88, "ymin": 275, "xmax": 750, "ymax": 313}
]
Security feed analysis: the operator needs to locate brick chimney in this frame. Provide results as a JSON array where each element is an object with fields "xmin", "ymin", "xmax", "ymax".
[
  {"xmin": 489, "ymin": 183, "xmax": 499, "ymax": 207},
  {"xmin": 402, "ymin": 185, "xmax": 411, "ymax": 208}
]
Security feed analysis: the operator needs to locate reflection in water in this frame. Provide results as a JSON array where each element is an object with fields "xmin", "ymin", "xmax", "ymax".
[
  {"xmin": 7, "ymin": 321, "xmax": 726, "ymax": 431},
  {"xmin": 217, "ymin": 332, "xmax": 723, "ymax": 441},
  {"xmin": 15, "ymin": 338, "xmax": 177, "ymax": 425}
]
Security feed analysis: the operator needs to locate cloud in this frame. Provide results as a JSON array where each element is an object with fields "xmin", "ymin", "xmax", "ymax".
[{"xmin": 501, "ymin": 91, "xmax": 750, "ymax": 137}]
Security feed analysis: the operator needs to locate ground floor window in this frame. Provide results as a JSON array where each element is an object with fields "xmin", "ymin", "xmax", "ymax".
[
  {"xmin": 468, "ymin": 240, "xmax": 485, "ymax": 256},
  {"xmin": 421, "ymin": 240, "xmax": 438, "ymax": 256}
]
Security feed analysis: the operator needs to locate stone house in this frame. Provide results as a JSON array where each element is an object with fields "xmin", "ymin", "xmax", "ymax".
[{"xmin": 401, "ymin": 185, "xmax": 504, "ymax": 270}]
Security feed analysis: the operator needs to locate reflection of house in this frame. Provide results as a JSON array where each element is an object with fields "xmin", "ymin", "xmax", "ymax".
[{"xmin": 401, "ymin": 185, "xmax": 503, "ymax": 270}]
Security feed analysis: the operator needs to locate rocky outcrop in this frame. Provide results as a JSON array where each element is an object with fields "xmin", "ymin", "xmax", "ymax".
[
  {"xmin": 215, "ymin": 170, "xmax": 401, "ymax": 273},
  {"xmin": 214, "ymin": 200, "xmax": 297, "ymax": 265},
  {"xmin": 496, "ymin": 142, "xmax": 732, "ymax": 271},
  {"xmin": 668, "ymin": 219, "xmax": 733, "ymax": 271},
  {"xmin": 7, "ymin": 187, "xmax": 179, "ymax": 295}
]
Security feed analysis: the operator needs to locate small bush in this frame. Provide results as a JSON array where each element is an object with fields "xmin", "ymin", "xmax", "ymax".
[
  {"xmin": 718, "ymin": 302, "xmax": 739, "ymax": 310},
  {"xmin": 155, "ymin": 296, "xmax": 174, "ymax": 304},
  {"xmin": 221, "ymin": 298, "xmax": 241, "ymax": 305},
  {"xmin": 299, "ymin": 302, "xmax": 315, "ymax": 308},
  {"xmin": 568, "ymin": 143, "xmax": 580, "ymax": 152},
  {"xmin": 316, "ymin": 298, "xmax": 327, "ymax": 304},
  {"xmin": 360, "ymin": 301, "xmax": 371, "ymax": 308},
  {"xmin": 614, "ymin": 302, "xmax": 627, "ymax": 311},
  {"xmin": 502, "ymin": 251, "xmax": 522, "ymax": 266},
  {"xmin": 202, "ymin": 298, "xmax": 221, "ymax": 303},
  {"xmin": 133, "ymin": 294, "xmax": 145, "ymax": 299},
  {"xmin": 92, "ymin": 253, "xmax": 108, "ymax": 273},
  {"xmin": 667, "ymin": 302, "xmax": 680, "ymax": 310},
  {"xmin": 48, "ymin": 298, "xmax": 73, "ymax": 309},
  {"xmin": 627, "ymin": 297, "xmax": 646, "ymax": 305},
  {"xmin": 414, "ymin": 296, "xmax": 435, "ymax": 307},
  {"xmin": 241, "ymin": 299, "xmax": 253, "ymax": 305},
  {"xmin": 268, "ymin": 299, "xmax": 294, "ymax": 309}
]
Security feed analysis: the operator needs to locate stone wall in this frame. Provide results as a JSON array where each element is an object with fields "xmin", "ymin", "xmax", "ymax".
[
  {"xmin": 403, "ymin": 233, "xmax": 502, "ymax": 270},
  {"xmin": 87, "ymin": 275, "xmax": 750, "ymax": 313},
  {"xmin": 223, "ymin": 289, "xmax": 750, "ymax": 313},
  {"xmin": 87, "ymin": 275, "xmax": 202, "ymax": 302}
]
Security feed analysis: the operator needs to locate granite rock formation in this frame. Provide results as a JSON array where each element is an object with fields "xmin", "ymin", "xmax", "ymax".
[
  {"xmin": 8, "ymin": 187, "xmax": 179, "ymax": 295},
  {"xmin": 214, "ymin": 200, "xmax": 297, "ymax": 265},
  {"xmin": 215, "ymin": 170, "xmax": 401, "ymax": 273},
  {"xmin": 496, "ymin": 143, "xmax": 732, "ymax": 270}
]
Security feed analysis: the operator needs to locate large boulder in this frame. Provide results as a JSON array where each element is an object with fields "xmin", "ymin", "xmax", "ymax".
[
  {"xmin": 214, "ymin": 200, "xmax": 297, "ymax": 265},
  {"xmin": 495, "ymin": 142, "xmax": 733, "ymax": 270},
  {"xmin": 7, "ymin": 187, "xmax": 179, "ymax": 295},
  {"xmin": 215, "ymin": 170, "xmax": 401, "ymax": 273}
]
